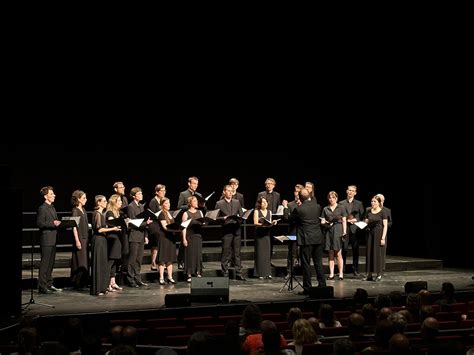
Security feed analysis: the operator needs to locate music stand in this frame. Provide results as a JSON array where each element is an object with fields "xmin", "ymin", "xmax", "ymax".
[
  {"xmin": 22, "ymin": 231, "xmax": 54, "ymax": 310},
  {"xmin": 275, "ymin": 236, "xmax": 303, "ymax": 292}
]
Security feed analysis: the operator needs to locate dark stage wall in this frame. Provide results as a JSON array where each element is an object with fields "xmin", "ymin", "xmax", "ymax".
[{"xmin": 0, "ymin": 144, "xmax": 452, "ymax": 267}]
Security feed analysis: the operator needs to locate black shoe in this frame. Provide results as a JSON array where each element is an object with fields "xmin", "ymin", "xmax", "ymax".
[
  {"xmin": 298, "ymin": 290, "xmax": 309, "ymax": 295},
  {"xmin": 39, "ymin": 288, "xmax": 53, "ymax": 294},
  {"xmin": 353, "ymin": 270, "xmax": 361, "ymax": 276},
  {"xmin": 327, "ymin": 275, "xmax": 335, "ymax": 280},
  {"xmin": 49, "ymin": 285, "xmax": 63, "ymax": 292},
  {"xmin": 136, "ymin": 281, "xmax": 149, "ymax": 287},
  {"xmin": 128, "ymin": 283, "xmax": 139, "ymax": 288},
  {"xmin": 236, "ymin": 275, "xmax": 246, "ymax": 281}
]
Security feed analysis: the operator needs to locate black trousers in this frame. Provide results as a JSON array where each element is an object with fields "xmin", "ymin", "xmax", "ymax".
[
  {"xmin": 38, "ymin": 245, "xmax": 56, "ymax": 290},
  {"xmin": 127, "ymin": 241, "xmax": 144, "ymax": 284},
  {"xmin": 342, "ymin": 229, "xmax": 361, "ymax": 272},
  {"xmin": 221, "ymin": 232, "xmax": 242, "ymax": 275},
  {"xmin": 300, "ymin": 243, "xmax": 325, "ymax": 291}
]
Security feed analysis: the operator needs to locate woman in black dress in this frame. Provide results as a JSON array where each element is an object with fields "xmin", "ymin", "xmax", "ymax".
[
  {"xmin": 105, "ymin": 194, "xmax": 124, "ymax": 291},
  {"xmin": 181, "ymin": 196, "xmax": 204, "ymax": 282},
  {"xmin": 70, "ymin": 190, "xmax": 90, "ymax": 290},
  {"xmin": 157, "ymin": 198, "xmax": 177, "ymax": 284},
  {"xmin": 363, "ymin": 195, "xmax": 388, "ymax": 281},
  {"xmin": 90, "ymin": 195, "xmax": 119, "ymax": 296},
  {"xmin": 253, "ymin": 196, "xmax": 273, "ymax": 279}
]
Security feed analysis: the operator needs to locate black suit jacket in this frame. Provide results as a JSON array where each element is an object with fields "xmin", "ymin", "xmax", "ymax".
[
  {"xmin": 340, "ymin": 198, "xmax": 365, "ymax": 234},
  {"xmin": 127, "ymin": 202, "xmax": 147, "ymax": 242},
  {"xmin": 37, "ymin": 203, "xmax": 58, "ymax": 247},
  {"xmin": 177, "ymin": 190, "xmax": 202, "ymax": 210},
  {"xmin": 290, "ymin": 199, "xmax": 324, "ymax": 246},
  {"xmin": 257, "ymin": 190, "xmax": 281, "ymax": 214}
]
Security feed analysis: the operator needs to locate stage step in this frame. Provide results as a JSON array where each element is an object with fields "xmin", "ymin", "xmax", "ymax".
[{"xmin": 21, "ymin": 246, "xmax": 443, "ymax": 290}]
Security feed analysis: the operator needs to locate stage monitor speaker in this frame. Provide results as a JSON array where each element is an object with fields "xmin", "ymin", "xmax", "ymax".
[
  {"xmin": 309, "ymin": 286, "xmax": 334, "ymax": 299},
  {"xmin": 165, "ymin": 293, "xmax": 191, "ymax": 307},
  {"xmin": 191, "ymin": 277, "xmax": 229, "ymax": 303},
  {"xmin": 404, "ymin": 281, "xmax": 428, "ymax": 293}
]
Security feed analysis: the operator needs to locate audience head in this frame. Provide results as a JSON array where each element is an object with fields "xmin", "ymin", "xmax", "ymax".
[
  {"xmin": 241, "ymin": 303, "xmax": 262, "ymax": 331},
  {"xmin": 292, "ymin": 318, "xmax": 318, "ymax": 345},
  {"xmin": 421, "ymin": 317, "xmax": 439, "ymax": 340},
  {"xmin": 318, "ymin": 303, "xmax": 336, "ymax": 327},
  {"xmin": 389, "ymin": 333, "xmax": 410, "ymax": 354},
  {"xmin": 348, "ymin": 313, "xmax": 365, "ymax": 335},
  {"xmin": 187, "ymin": 331, "xmax": 214, "ymax": 355},
  {"xmin": 261, "ymin": 326, "xmax": 281, "ymax": 353},
  {"xmin": 307, "ymin": 317, "xmax": 320, "ymax": 335},
  {"xmin": 287, "ymin": 307, "xmax": 303, "ymax": 329},
  {"xmin": 333, "ymin": 338, "xmax": 354, "ymax": 355},
  {"xmin": 389, "ymin": 290, "xmax": 404, "ymax": 307},
  {"xmin": 418, "ymin": 289, "xmax": 432, "ymax": 305},
  {"xmin": 388, "ymin": 312, "xmax": 407, "ymax": 334},
  {"xmin": 121, "ymin": 326, "xmax": 137, "ymax": 347},
  {"xmin": 353, "ymin": 288, "xmax": 369, "ymax": 308}
]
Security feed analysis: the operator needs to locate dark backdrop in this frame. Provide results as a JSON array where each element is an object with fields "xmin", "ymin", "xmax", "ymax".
[{"xmin": 0, "ymin": 144, "xmax": 456, "ymax": 268}]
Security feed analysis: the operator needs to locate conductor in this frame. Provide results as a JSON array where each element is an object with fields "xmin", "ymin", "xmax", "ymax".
[{"xmin": 283, "ymin": 188, "xmax": 326, "ymax": 295}]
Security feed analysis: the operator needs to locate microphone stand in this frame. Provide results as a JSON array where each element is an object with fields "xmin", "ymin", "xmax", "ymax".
[
  {"xmin": 279, "ymin": 240, "xmax": 303, "ymax": 292},
  {"xmin": 22, "ymin": 232, "xmax": 54, "ymax": 310}
]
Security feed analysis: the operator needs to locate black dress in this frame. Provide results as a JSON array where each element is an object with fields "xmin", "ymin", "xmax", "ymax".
[
  {"xmin": 184, "ymin": 209, "xmax": 203, "ymax": 275},
  {"xmin": 365, "ymin": 209, "xmax": 388, "ymax": 275},
  {"xmin": 90, "ymin": 211, "xmax": 108, "ymax": 295},
  {"xmin": 254, "ymin": 210, "xmax": 271, "ymax": 277},
  {"xmin": 105, "ymin": 210, "xmax": 122, "ymax": 260},
  {"xmin": 70, "ymin": 207, "xmax": 90, "ymax": 288},
  {"xmin": 157, "ymin": 213, "xmax": 177, "ymax": 264}
]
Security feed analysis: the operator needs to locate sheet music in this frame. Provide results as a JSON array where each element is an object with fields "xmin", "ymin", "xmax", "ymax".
[
  {"xmin": 205, "ymin": 191, "xmax": 215, "ymax": 201},
  {"xmin": 128, "ymin": 218, "xmax": 144, "ymax": 227},
  {"xmin": 275, "ymin": 205, "xmax": 285, "ymax": 215},
  {"xmin": 354, "ymin": 221, "xmax": 368, "ymax": 229}
]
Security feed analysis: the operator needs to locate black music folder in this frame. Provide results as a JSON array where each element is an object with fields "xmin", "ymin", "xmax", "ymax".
[
  {"xmin": 226, "ymin": 208, "xmax": 254, "ymax": 222},
  {"xmin": 106, "ymin": 217, "xmax": 128, "ymax": 230},
  {"xmin": 60, "ymin": 216, "xmax": 81, "ymax": 229},
  {"xmin": 136, "ymin": 208, "xmax": 159, "ymax": 220},
  {"xmin": 195, "ymin": 191, "xmax": 215, "ymax": 207},
  {"xmin": 171, "ymin": 209, "xmax": 184, "ymax": 220},
  {"xmin": 165, "ymin": 219, "xmax": 192, "ymax": 232}
]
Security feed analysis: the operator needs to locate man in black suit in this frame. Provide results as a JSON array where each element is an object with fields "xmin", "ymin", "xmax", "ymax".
[
  {"xmin": 256, "ymin": 178, "xmax": 281, "ymax": 214},
  {"xmin": 283, "ymin": 184, "xmax": 304, "ymax": 278},
  {"xmin": 340, "ymin": 185, "xmax": 365, "ymax": 276},
  {"xmin": 177, "ymin": 176, "xmax": 202, "ymax": 269},
  {"xmin": 36, "ymin": 186, "xmax": 62, "ymax": 293},
  {"xmin": 215, "ymin": 185, "xmax": 245, "ymax": 280},
  {"xmin": 177, "ymin": 176, "xmax": 202, "ymax": 210},
  {"xmin": 126, "ymin": 187, "xmax": 151, "ymax": 287},
  {"xmin": 284, "ymin": 188, "xmax": 326, "ymax": 294}
]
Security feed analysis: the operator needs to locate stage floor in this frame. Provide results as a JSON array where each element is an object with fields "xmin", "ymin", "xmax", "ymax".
[{"xmin": 21, "ymin": 262, "xmax": 474, "ymax": 317}]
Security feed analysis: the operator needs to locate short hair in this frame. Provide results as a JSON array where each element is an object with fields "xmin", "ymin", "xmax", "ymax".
[
  {"xmin": 154, "ymin": 184, "xmax": 166, "ymax": 193},
  {"xmin": 40, "ymin": 186, "xmax": 53, "ymax": 196},
  {"xmin": 113, "ymin": 181, "xmax": 124, "ymax": 189},
  {"xmin": 229, "ymin": 178, "xmax": 239, "ymax": 185},
  {"xmin": 265, "ymin": 177, "xmax": 276, "ymax": 185},
  {"xmin": 333, "ymin": 338, "xmax": 354, "ymax": 355},
  {"xmin": 188, "ymin": 176, "xmax": 199, "ymax": 183},
  {"xmin": 129, "ymin": 187, "xmax": 142, "ymax": 198}
]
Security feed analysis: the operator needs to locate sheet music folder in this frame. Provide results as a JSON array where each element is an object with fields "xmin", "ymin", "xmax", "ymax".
[
  {"xmin": 274, "ymin": 235, "xmax": 297, "ymax": 242},
  {"xmin": 61, "ymin": 216, "xmax": 81, "ymax": 228},
  {"xmin": 165, "ymin": 219, "xmax": 192, "ymax": 232},
  {"xmin": 106, "ymin": 217, "xmax": 128, "ymax": 229},
  {"xmin": 136, "ymin": 209, "xmax": 159, "ymax": 220},
  {"xmin": 195, "ymin": 191, "xmax": 215, "ymax": 207},
  {"xmin": 226, "ymin": 208, "xmax": 254, "ymax": 222}
]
